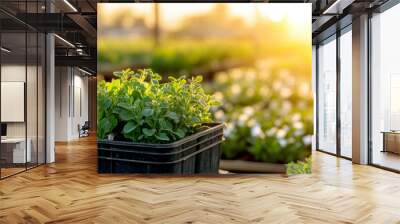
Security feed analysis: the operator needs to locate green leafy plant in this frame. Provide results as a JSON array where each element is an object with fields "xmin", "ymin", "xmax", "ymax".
[
  {"xmin": 286, "ymin": 157, "xmax": 312, "ymax": 175},
  {"xmin": 97, "ymin": 69, "xmax": 219, "ymax": 143}
]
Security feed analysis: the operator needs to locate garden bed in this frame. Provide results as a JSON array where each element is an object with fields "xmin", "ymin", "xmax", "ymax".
[{"xmin": 98, "ymin": 123, "xmax": 224, "ymax": 174}]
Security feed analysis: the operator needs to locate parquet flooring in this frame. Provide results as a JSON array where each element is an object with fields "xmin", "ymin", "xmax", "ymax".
[{"xmin": 1, "ymin": 136, "xmax": 400, "ymax": 223}]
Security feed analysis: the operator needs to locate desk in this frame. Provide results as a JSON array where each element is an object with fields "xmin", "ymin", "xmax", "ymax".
[
  {"xmin": 382, "ymin": 131, "xmax": 400, "ymax": 154},
  {"xmin": 1, "ymin": 138, "xmax": 31, "ymax": 163}
]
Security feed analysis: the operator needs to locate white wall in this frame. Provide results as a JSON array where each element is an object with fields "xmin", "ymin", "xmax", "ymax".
[
  {"xmin": 1, "ymin": 65, "xmax": 30, "ymax": 138},
  {"xmin": 1, "ymin": 64, "xmax": 46, "ymax": 164},
  {"xmin": 55, "ymin": 67, "xmax": 89, "ymax": 141}
]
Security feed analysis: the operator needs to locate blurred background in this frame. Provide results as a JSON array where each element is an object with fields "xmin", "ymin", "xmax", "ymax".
[{"xmin": 98, "ymin": 3, "xmax": 313, "ymax": 168}]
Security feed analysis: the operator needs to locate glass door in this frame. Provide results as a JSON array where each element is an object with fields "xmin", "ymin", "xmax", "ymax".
[
  {"xmin": 317, "ymin": 35, "xmax": 337, "ymax": 154},
  {"xmin": 339, "ymin": 26, "xmax": 352, "ymax": 158},
  {"xmin": 1, "ymin": 30, "xmax": 28, "ymax": 178},
  {"xmin": 0, "ymin": 1, "xmax": 46, "ymax": 179},
  {"xmin": 370, "ymin": 3, "xmax": 400, "ymax": 171}
]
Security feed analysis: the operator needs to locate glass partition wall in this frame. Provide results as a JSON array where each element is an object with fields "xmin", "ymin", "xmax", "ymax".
[
  {"xmin": 317, "ymin": 35, "xmax": 337, "ymax": 155},
  {"xmin": 316, "ymin": 26, "xmax": 352, "ymax": 159},
  {"xmin": 339, "ymin": 27, "xmax": 352, "ymax": 159},
  {"xmin": 0, "ymin": 2, "xmax": 46, "ymax": 179},
  {"xmin": 370, "ymin": 3, "xmax": 400, "ymax": 171}
]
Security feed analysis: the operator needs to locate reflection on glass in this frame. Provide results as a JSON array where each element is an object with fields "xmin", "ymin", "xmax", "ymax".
[
  {"xmin": 38, "ymin": 33, "xmax": 46, "ymax": 165},
  {"xmin": 27, "ymin": 31, "xmax": 38, "ymax": 169},
  {"xmin": 371, "ymin": 3, "xmax": 400, "ymax": 171},
  {"xmin": 0, "ymin": 1, "xmax": 46, "ymax": 179},
  {"xmin": 340, "ymin": 29, "xmax": 352, "ymax": 158},
  {"xmin": 1, "ymin": 32, "xmax": 27, "ymax": 177},
  {"xmin": 318, "ymin": 37, "xmax": 337, "ymax": 154}
]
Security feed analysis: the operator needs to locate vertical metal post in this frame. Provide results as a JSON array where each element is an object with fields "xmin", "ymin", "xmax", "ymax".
[
  {"xmin": 352, "ymin": 14, "xmax": 369, "ymax": 164},
  {"xmin": 315, "ymin": 45, "xmax": 320, "ymax": 150},
  {"xmin": 336, "ymin": 29, "xmax": 341, "ymax": 157}
]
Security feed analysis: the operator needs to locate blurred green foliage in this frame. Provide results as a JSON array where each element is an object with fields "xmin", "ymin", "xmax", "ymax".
[
  {"xmin": 286, "ymin": 157, "xmax": 312, "ymax": 175},
  {"xmin": 208, "ymin": 63, "xmax": 313, "ymax": 164},
  {"xmin": 98, "ymin": 39, "xmax": 255, "ymax": 76}
]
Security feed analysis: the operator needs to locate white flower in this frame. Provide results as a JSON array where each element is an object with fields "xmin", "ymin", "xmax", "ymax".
[
  {"xmin": 273, "ymin": 81, "xmax": 283, "ymax": 90},
  {"xmin": 213, "ymin": 92, "xmax": 224, "ymax": 102},
  {"xmin": 294, "ymin": 129, "xmax": 303, "ymax": 137},
  {"xmin": 282, "ymin": 101, "xmax": 292, "ymax": 113},
  {"xmin": 224, "ymin": 122, "xmax": 235, "ymax": 137},
  {"xmin": 282, "ymin": 125, "xmax": 290, "ymax": 132},
  {"xmin": 215, "ymin": 110, "xmax": 225, "ymax": 121},
  {"xmin": 299, "ymin": 82, "xmax": 310, "ymax": 96},
  {"xmin": 245, "ymin": 70, "xmax": 257, "ymax": 82},
  {"xmin": 281, "ymin": 87, "xmax": 292, "ymax": 98},
  {"xmin": 216, "ymin": 73, "xmax": 228, "ymax": 83},
  {"xmin": 279, "ymin": 138, "xmax": 288, "ymax": 147},
  {"xmin": 251, "ymin": 124, "xmax": 264, "ymax": 138},
  {"xmin": 302, "ymin": 135, "xmax": 312, "ymax": 145},
  {"xmin": 247, "ymin": 118, "xmax": 256, "ymax": 127},
  {"xmin": 231, "ymin": 69, "xmax": 243, "ymax": 80},
  {"xmin": 291, "ymin": 113, "xmax": 301, "ymax": 122},
  {"xmin": 293, "ymin": 122, "xmax": 304, "ymax": 130},
  {"xmin": 270, "ymin": 101, "xmax": 278, "ymax": 110},
  {"xmin": 238, "ymin": 114, "xmax": 249, "ymax": 126},
  {"xmin": 243, "ymin": 106, "xmax": 254, "ymax": 117},
  {"xmin": 230, "ymin": 84, "xmax": 241, "ymax": 95},
  {"xmin": 266, "ymin": 127, "xmax": 277, "ymax": 136},
  {"xmin": 276, "ymin": 129, "xmax": 287, "ymax": 138}
]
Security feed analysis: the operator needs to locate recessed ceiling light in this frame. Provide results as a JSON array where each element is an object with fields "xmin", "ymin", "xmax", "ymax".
[
  {"xmin": 54, "ymin": 34, "xmax": 75, "ymax": 48},
  {"xmin": 323, "ymin": 0, "xmax": 354, "ymax": 15},
  {"xmin": 1, "ymin": 47, "xmax": 11, "ymax": 53},
  {"xmin": 63, "ymin": 0, "xmax": 78, "ymax": 12},
  {"xmin": 78, "ymin": 67, "xmax": 93, "ymax": 76}
]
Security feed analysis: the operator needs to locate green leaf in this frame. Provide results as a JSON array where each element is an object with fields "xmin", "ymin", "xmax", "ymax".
[
  {"xmin": 155, "ymin": 132, "xmax": 170, "ymax": 141},
  {"xmin": 143, "ymin": 128, "xmax": 156, "ymax": 137},
  {"xmin": 191, "ymin": 116, "xmax": 201, "ymax": 123},
  {"xmin": 119, "ymin": 110, "xmax": 135, "ymax": 121},
  {"xmin": 159, "ymin": 118, "xmax": 173, "ymax": 131},
  {"xmin": 159, "ymin": 102, "xmax": 169, "ymax": 109},
  {"xmin": 142, "ymin": 108, "xmax": 154, "ymax": 117},
  {"xmin": 101, "ymin": 98, "xmax": 112, "ymax": 110},
  {"xmin": 113, "ymin": 71, "xmax": 123, "ymax": 78},
  {"xmin": 174, "ymin": 128, "xmax": 185, "ymax": 139},
  {"xmin": 122, "ymin": 121, "xmax": 137, "ymax": 134},
  {"xmin": 117, "ymin": 102, "xmax": 133, "ymax": 110},
  {"xmin": 166, "ymin": 111, "xmax": 179, "ymax": 123},
  {"xmin": 98, "ymin": 116, "xmax": 117, "ymax": 139},
  {"xmin": 194, "ymin": 76, "xmax": 203, "ymax": 82}
]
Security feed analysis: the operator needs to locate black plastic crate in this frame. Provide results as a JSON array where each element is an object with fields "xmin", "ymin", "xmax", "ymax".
[{"xmin": 97, "ymin": 123, "xmax": 224, "ymax": 174}]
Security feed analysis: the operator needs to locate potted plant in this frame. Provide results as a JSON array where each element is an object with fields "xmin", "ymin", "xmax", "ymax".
[{"xmin": 97, "ymin": 69, "xmax": 223, "ymax": 174}]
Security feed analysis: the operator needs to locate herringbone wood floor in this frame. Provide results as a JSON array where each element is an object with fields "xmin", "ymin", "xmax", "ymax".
[{"xmin": 1, "ymin": 136, "xmax": 400, "ymax": 224}]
